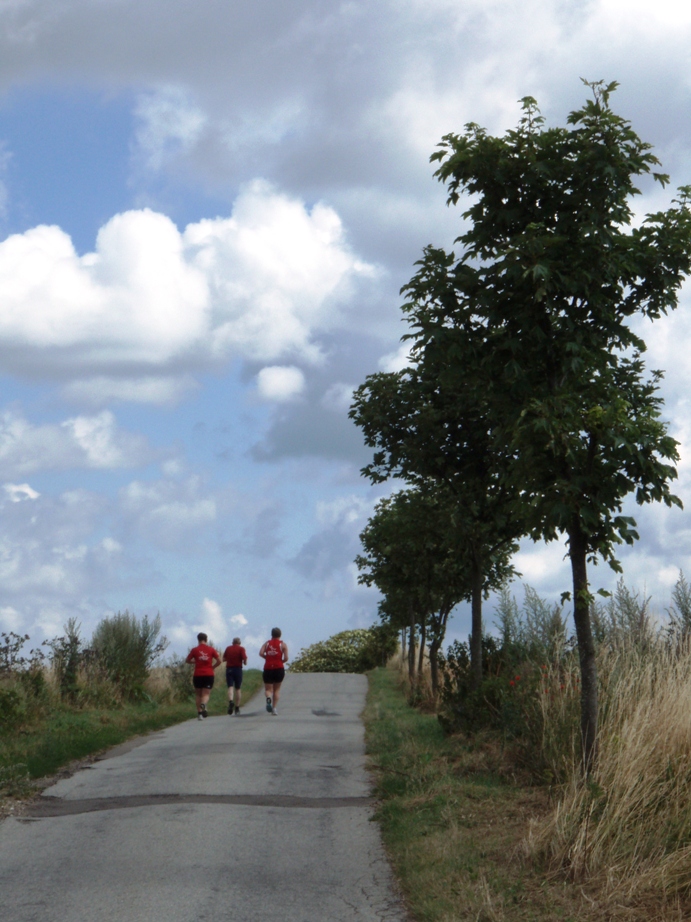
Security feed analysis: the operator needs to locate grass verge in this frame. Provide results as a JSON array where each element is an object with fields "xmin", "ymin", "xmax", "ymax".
[
  {"xmin": 0, "ymin": 668, "xmax": 263, "ymax": 799},
  {"xmin": 364, "ymin": 665, "xmax": 691, "ymax": 922}
]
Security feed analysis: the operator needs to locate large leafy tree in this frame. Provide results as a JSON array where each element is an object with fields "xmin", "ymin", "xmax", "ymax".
[{"xmin": 392, "ymin": 81, "xmax": 691, "ymax": 770}]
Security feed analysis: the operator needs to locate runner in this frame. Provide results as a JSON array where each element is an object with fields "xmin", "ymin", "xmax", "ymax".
[
  {"xmin": 186, "ymin": 632, "xmax": 221, "ymax": 720},
  {"xmin": 222, "ymin": 636, "xmax": 248, "ymax": 715},
  {"xmin": 259, "ymin": 627, "xmax": 288, "ymax": 716}
]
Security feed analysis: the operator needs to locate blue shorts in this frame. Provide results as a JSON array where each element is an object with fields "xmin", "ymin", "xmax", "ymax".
[{"xmin": 226, "ymin": 667, "xmax": 243, "ymax": 688}]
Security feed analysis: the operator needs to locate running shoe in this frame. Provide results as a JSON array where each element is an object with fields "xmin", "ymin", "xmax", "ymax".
[
  {"xmin": 272, "ymin": 708, "xmax": 278, "ymax": 716},
  {"xmin": 201, "ymin": 704, "xmax": 208, "ymax": 718},
  {"xmin": 228, "ymin": 702, "xmax": 234, "ymax": 715},
  {"xmin": 235, "ymin": 707, "xmax": 241, "ymax": 715},
  {"xmin": 197, "ymin": 713, "xmax": 204, "ymax": 721},
  {"xmin": 266, "ymin": 696, "xmax": 273, "ymax": 713}
]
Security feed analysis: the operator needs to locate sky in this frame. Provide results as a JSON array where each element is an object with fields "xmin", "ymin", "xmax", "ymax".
[{"xmin": 2, "ymin": 0, "xmax": 691, "ymax": 664}]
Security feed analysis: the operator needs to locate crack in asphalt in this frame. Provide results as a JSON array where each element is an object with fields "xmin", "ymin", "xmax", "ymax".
[{"xmin": 21, "ymin": 793, "xmax": 373, "ymax": 819}]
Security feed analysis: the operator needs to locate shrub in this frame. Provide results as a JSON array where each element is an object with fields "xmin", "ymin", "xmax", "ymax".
[
  {"xmin": 47, "ymin": 618, "xmax": 84, "ymax": 701},
  {"xmin": 290, "ymin": 625, "xmax": 397, "ymax": 674},
  {"xmin": 164, "ymin": 655, "xmax": 194, "ymax": 702},
  {"xmin": 91, "ymin": 611, "xmax": 168, "ymax": 700}
]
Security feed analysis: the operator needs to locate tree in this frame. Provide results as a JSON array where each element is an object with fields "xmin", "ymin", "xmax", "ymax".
[
  {"xmin": 351, "ymin": 333, "xmax": 522, "ymax": 689},
  {"xmin": 356, "ymin": 485, "xmax": 512, "ymax": 696},
  {"xmin": 389, "ymin": 81, "xmax": 691, "ymax": 770}
]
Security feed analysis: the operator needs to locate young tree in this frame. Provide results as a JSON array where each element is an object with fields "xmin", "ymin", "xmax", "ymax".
[
  {"xmin": 356, "ymin": 486, "xmax": 513, "ymax": 696},
  {"xmin": 351, "ymin": 350, "xmax": 522, "ymax": 689},
  {"xmin": 395, "ymin": 81, "xmax": 691, "ymax": 770}
]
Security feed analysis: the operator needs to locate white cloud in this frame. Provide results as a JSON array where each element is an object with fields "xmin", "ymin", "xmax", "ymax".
[
  {"xmin": 321, "ymin": 382, "xmax": 355, "ymax": 412},
  {"xmin": 0, "ymin": 605, "xmax": 21, "ymax": 630},
  {"xmin": 0, "ymin": 409, "xmax": 153, "ymax": 476},
  {"xmin": 378, "ymin": 343, "xmax": 411, "ymax": 373},
  {"xmin": 61, "ymin": 375, "xmax": 199, "ymax": 407},
  {"xmin": 3, "ymin": 482, "xmax": 39, "ymax": 502},
  {"xmin": 0, "ymin": 183, "xmax": 373, "ymax": 389},
  {"xmin": 316, "ymin": 495, "xmax": 371, "ymax": 527},
  {"xmin": 119, "ymin": 475, "xmax": 217, "ymax": 550},
  {"xmin": 256, "ymin": 365, "xmax": 305, "ymax": 402},
  {"xmin": 196, "ymin": 597, "xmax": 225, "ymax": 641},
  {"xmin": 134, "ymin": 85, "xmax": 208, "ymax": 171},
  {"xmin": 230, "ymin": 613, "xmax": 248, "ymax": 626}
]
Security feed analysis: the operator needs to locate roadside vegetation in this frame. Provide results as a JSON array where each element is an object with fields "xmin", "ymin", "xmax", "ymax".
[
  {"xmin": 363, "ymin": 575, "xmax": 691, "ymax": 919},
  {"xmin": 289, "ymin": 625, "xmax": 397, "ymax": 674},
  {"xmin": 0, "ymin": 617, "xmax": 261, "ymax": 799}
]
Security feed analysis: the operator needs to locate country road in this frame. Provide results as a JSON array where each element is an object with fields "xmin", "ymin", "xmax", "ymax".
[{"xmin": 0, "ymin": 673, "xmax": 407, "ymax": 922}]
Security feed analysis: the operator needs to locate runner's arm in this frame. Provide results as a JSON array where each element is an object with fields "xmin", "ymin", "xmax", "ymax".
[
  {"xmin": 281, "ymin": 642, "xmax": 289, "ymax": 664},
  {"xmin": 259, "ymin": 642, "xmax": 268, "ymax": 659}
]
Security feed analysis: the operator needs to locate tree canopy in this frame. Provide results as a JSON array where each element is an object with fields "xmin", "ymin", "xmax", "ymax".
[{"xmin": 351, "ymin": 81, "xmax": 691, "ymax": 770}]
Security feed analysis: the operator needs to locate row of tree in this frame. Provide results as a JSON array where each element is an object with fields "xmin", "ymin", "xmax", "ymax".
[{"xmin": 351, "ymin": 82, "xmax": 691, "ymax": 771}]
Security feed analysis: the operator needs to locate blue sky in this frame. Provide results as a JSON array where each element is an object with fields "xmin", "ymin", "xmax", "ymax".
[{"xmin": 2, "ymin": 0, "xmax": 691, "ymax": 664}]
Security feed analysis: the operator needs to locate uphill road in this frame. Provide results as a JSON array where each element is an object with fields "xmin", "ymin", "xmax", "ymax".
[{"xmin": 0, "ymin": 672, "xmax": 407, "ymax": 922}]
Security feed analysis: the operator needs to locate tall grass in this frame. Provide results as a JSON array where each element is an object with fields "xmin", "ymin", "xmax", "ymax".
[{"xmin": 531, "ymin": 639, "xmax": 691, "ymax": 900}]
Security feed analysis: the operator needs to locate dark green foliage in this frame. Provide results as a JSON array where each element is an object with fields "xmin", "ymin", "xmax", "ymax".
[
  {"xmin": 91, "ymin": 611, "xmax": 168, "ymax": 700},
  {"xmin": 289, "ymin": 626, "xmax": 397, "ymax": 674},
  {"xmin": 354, "ymin": 82, "xmax": 691, "ymax": 770},
  {"xmin": 47, "ymin": 618, "xmax": 84, "ymax": 701}
]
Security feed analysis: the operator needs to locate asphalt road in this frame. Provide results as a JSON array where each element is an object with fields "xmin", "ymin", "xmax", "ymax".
[{"xmin": 0, "ymin": 673, "xmax": 407, "ymax": 922}]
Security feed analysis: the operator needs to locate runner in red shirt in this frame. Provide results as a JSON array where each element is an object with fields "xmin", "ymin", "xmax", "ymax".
[
  {"xmin": 259, "ymin": 627, "xmax": 288, "ymax": 716},
  {"xmin": 186, "ymin": 632, "xmax": 221, "ymax": 720},
  {"xmin": 222, "ymin": 637, "xmax": 248, "ymax": 716}
]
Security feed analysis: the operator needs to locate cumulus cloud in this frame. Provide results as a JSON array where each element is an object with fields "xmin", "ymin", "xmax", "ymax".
[
  {"xmin": 0, "ymin": 182, "xmax": 373, "ymax": 388},
  {"xmin": 256, "ymin": 366, "xmax": 305, "ymax": 402},
  {"xmin": 0, "ymin": 409, "xmax": 154, "ymax": 476}
]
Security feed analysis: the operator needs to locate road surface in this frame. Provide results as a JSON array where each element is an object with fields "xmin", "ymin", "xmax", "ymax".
[{"xmin": 0, "ymin": 673, "xmax": 407, "ymax": 921}]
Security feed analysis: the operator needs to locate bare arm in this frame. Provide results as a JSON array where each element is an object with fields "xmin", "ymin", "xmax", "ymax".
[
  {"xmin": 281, "ymin": 642, "xmax": 289, "ymax": 664},
  {"xmin": 259, "ymin": 642, "xmax": 268, "ymax": 659}
]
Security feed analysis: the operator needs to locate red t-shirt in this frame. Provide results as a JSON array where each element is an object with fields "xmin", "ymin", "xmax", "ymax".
[
  {"xmin": 186, "ymin": 643, "xmax": 219, "ymax": 677},
  {"xmin": 223, "ymin": 644, "xmax": 247, "ymax": 668},
  {"xmin": 263, "ymin": 637, "xmax": 284, "ymax": 669}
]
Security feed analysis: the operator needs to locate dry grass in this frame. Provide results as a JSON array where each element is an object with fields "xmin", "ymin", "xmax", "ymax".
[{"xmin": 531, "ymin": 641, "xmax": 691, "ymax": 907}]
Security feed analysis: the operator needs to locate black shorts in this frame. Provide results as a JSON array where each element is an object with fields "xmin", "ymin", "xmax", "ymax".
[
  {"xmin": 226, "ymin": 667, "xmax": 243, "ymax": 688},
  {"xmin": 263, "ymin": 668, "xmax": 285, "ymax": 685},
  {"xmin": 193, "ymin": 675, "xmax": 214, "ymax": 690}
]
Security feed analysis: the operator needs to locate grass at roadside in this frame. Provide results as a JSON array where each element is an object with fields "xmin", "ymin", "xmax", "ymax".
[
  {"xmin": 0, "ymin": 668, "xmax": 263, "ymax": 798},
  {"xmin": 364, "ymin": 665, "xmax": 688, "ymax": 922}
]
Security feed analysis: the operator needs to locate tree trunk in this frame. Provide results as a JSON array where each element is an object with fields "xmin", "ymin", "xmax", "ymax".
[
  {"xmin": 429, "ymin": 608, "xmax": 450, "ymax": 701},
  {"xmin": 569, "ymin": 523, "xmax": 598, "ymax": 774},
  {"xmin": 408, "ymin": 607, "xmax": 416, "ymax": 688},
  {"xmin": 401, "ymin": 629, "xmax": 407, "ymax": 662},
  {"xmin": 417, "ymin": 621, "xmax": 426, "ymax": 676},
  {"xmin": 470, "ymin": 563, "xmax": 483, "ymax": 691}
]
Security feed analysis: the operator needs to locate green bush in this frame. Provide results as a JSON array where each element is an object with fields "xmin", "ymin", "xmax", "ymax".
[
  {"xmin": 0, "ymin": 684, "xmax": 25, "ymax": 731},
  {"xmin": 290, "ymin": 625, "xmax": 397, "ymax": 674},
  {"xmin": 91, "ymin": 611, "xmax": 168, "ymax": 700}
]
